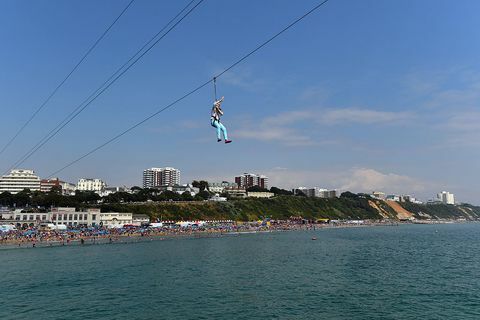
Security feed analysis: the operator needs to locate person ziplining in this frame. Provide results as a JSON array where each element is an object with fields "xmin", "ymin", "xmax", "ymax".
[{"xmin": 210, "ymin": 77, "xmax": 232, "ymax": 144}]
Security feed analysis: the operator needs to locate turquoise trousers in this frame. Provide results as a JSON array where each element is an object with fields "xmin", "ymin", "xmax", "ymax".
[{"xmin": 211, "ymin": 119, "xmax": 228, "ymax": 140}]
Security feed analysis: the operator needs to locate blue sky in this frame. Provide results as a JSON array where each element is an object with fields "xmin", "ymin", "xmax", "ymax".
[{"xmin": 1, "ymin": 0, "xmax": 479, "ymax": 203}]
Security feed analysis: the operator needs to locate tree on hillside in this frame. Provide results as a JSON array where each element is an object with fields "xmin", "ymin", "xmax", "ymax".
[
  {"xmin": 192, "ymin": 180, "xmax": 209, "ymax": 191},
  {"xmin": 340, "ymin": 191, "xmax": 359, "ymax": 199},
  {"xmin": 75, "ymin": 190, "xmax": 101, "ymax": 204},
  {"xmin": 49, "ymin": 185, "xmax": 62, "ymax": 195},
  {"xmin": 130, "ymin": 186, "xmax": 143, "ymax": 193},
  {"xmin": 14, "ymin": 189, "xmax": 32, "ymax": 207},
  {"xmin": 181, "ymin": 191, "xmax": 193, "ymax": 201},
  {"xmin": 270, "ymin": 187, "xmax": 293, "ymax": 195},
  {"xmin": 158, "ymin": 190, "xmax": 180, "ymax": 201},
  {"xmin": 0, "ymin": 191, "xmax": 13, "ymax": 206},
  {"xmin": 194, "ymin": 190, "xmax": 211, "ymax": 201}
]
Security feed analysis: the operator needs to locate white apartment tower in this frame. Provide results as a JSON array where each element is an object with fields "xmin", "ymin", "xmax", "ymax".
[
  {"xmin": 76, "ymin": 178, "xmax": 106, "ymax": 192},
  {"xmin": 0, "ymin": 169, "xmax": 41, "ymax": 194},
  {"xmin": 437, "ymin": 191, "xmax": 455, "ymax": 205},
  {"xmin": 143, "ymin": 167, "xmax": 180, "ymax": 188}
]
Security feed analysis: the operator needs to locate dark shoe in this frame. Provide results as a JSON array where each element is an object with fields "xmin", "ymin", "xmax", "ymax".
[
  {"xmin": 225, "ymin": 140, "xmax": 232, "ymax": 144},
  {"xmin": 217, "ymin": 139, "xmax": 222, "ymax": 142}
]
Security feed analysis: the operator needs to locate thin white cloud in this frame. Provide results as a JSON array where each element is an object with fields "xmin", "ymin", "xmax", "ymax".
[
  {"xmin": 406, "ymin": 68, "xmax": 480, "ymax": 110},
  {"xmin": 234, "ymin": 107, "xmax": 412, "ymax": 146},
  {"xmin": 339, "ymin": 168, "xmax": 427, "ymax": 194},
  {"xmin": 299, "ymin": 85, "xmax": 330, "ymax": 103},
  {"xmin": 219, "ymin": 68, "xmax": 261, "ymax": 90},
  {"xmin": 437, "ymin": 110, "xmax": 480, "ymax": 148},
  {"xmin": 402, "ymin": 68, "xmax": 480, "ymax": 149},
  {"xmin": 235, "ymin": 126, "xmax": 316, "ymax": 146},
  {"xmin": 262, "ymin": 110, "xmax": 312, "ymax": 126},
  {"xmin": 446, "ymin": 111, "xmax": 480, "ymax": 132},
  {"xmin": 318, "ymin": 108, "xmax": 412, "ymax": 125}
]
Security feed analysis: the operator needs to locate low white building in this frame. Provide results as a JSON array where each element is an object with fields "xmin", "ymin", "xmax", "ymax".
[
  {"xmin": 208, "ymin": 182, "xmax": 238, "ymax": 193},
  {"xmin": 386, "ymin": 194, "xmax": 401, "ymax": 202},
  {"xmin": 247, "ymin": 191, "xmax": 275, "ymax": 198},
  {"xmin": 13, "ymin": 207, "xmax": 132, "ymax": 228},
  {"xmin": 155, "ymin": 184, "xmax": 199, "ymax": 196},
  {"xmin": 97, "ymin": 211, "xmax": 133, "ymax": 228},
  {"xmin": 61, "ymin": 182, "xmax": 77, "ymax": 196},
  {"xmin": 132, "ymin": 214, "xmax": 150, "ymax": 226},
  {"xmin": 76, "ymin": 178, "xmax": 106, "ymax": 192},
  {"xmin": 224, "ymin": 188, "xmax": 247, "ymax": 198},
  {"xmin": 0, "ymin": 207, "xmax": 14, "ymax": 220}
]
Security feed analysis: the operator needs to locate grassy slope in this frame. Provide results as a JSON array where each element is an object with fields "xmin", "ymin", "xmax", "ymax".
[
  {"xmin": 101, "ymin": 196, "xmax": 389, "ymax": 221},
  {"xmin": 100, "ymin": 197, "xmax": 480, "ymax": 221}
]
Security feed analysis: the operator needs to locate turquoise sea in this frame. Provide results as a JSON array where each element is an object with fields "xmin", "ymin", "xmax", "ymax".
[{"xmin": 1, "ymin": 224, "xmax": 480, "ymax": 319}]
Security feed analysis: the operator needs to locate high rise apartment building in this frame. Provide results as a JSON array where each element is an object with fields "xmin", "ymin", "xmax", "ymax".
[
  {"xmin": 437, "ymin": 191, "xmax": 455, "ymax": 205},
  {"xmin": 143, "ymin": 167, "xmax": 180, "ymax": 188},
  {"xmin": 234, "ymin": 173, "xmax": 268, "ymax": 189}
]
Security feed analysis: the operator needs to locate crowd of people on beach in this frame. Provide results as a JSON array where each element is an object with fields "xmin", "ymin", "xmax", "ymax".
[
  {"xmin": 0, "ymin": 219, "xmax": 398, "ymax": 249},
  {"xmin": 0, "ymin": 221, "xmax": 300, "ymax": 248}
]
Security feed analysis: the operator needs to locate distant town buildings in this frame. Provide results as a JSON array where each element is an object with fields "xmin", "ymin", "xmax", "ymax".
[
  {"xmin": 208, "ymin": 181, "xmax": 238, "ymax": 193},
  {"xmin": 371, "ymin": 191, "xmax": 386, "ymax": 200},
  {"xmin": 143, "ymin": 167, "xmax": 180, "ymax": 188},
  {"xmin": 155, "ymin": 184, "xmax": 199, "ymax": 196},
  {"xmin": 0, "ymin": 166, "xmax": 456, "ymax": 209},
  {"xmin": 292, "ymin": 187, "xmax": 337, "ymax": 198},
  {"xmin": 372, "ymin": 191, "xmax": 422, "ymax": 204},
  {"xmin": 385, "ymin": 194, "xmax": 401, "ymax": 202},
  {"xmin": 437, "ymin": 191, "xmax": 455, "ymax": 205},
  {"xmin": 76, "ymin": 178, "xmax": 106, "ymax": 192},
  {"xmin": 402, "ymin": 195, "xmax": 422, "ymax": 204},
  {"xmin": 235, "ymin": 173, "xmax": 268, "ymax": 189},
  {"xmin": 40, "ymin": 178, "xmax": 76, "ymax": 195},
  {"xmin": 0, "ymin": 169, "xmax": 41, "ymax": 194}
]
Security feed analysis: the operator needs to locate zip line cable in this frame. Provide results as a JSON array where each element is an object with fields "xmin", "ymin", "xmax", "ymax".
[
  {"xmin": 46, "ymin": 0, "xmax": 331, "ymax": 178},
  {"xmin": 5, "ymin": 0, "xmax": 204, "ymax": 174},
  {"xmin": 6, "ymin": 0, "xmax": 201, "ymax": 173},
  {"xmin": 213, "ymin": 77, "xmax": 217, "ymax": 101},
  {"xmin": 0, "ymin": 0, "xmax": 135, "ymax": 157}
]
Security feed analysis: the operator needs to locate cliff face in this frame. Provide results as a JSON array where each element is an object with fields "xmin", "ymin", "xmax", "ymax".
[
  {"xmin": 100, "ymin": 196, "xmax": 480, "ymax": 221},
  {"xmin": 383, "ymin": 201, "xmax": 414, "ymax": 220}
]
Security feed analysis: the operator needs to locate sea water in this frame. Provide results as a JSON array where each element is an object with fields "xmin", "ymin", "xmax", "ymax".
[{"xmin": 1, "ymin": 224, "xmax": 480, "ymax": 319}]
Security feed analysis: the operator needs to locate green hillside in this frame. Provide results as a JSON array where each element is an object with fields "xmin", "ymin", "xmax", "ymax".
[
  {"xmin": 99, "ymin": 196, "xmax": 480, "ymax": 222},
  {"xmin": 399, "ymin": 202, "xmax": 480, "ymax": 220},
  {"xmin": 100, "ymin": 196, "xmax": 398, "ymax": 221}
]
